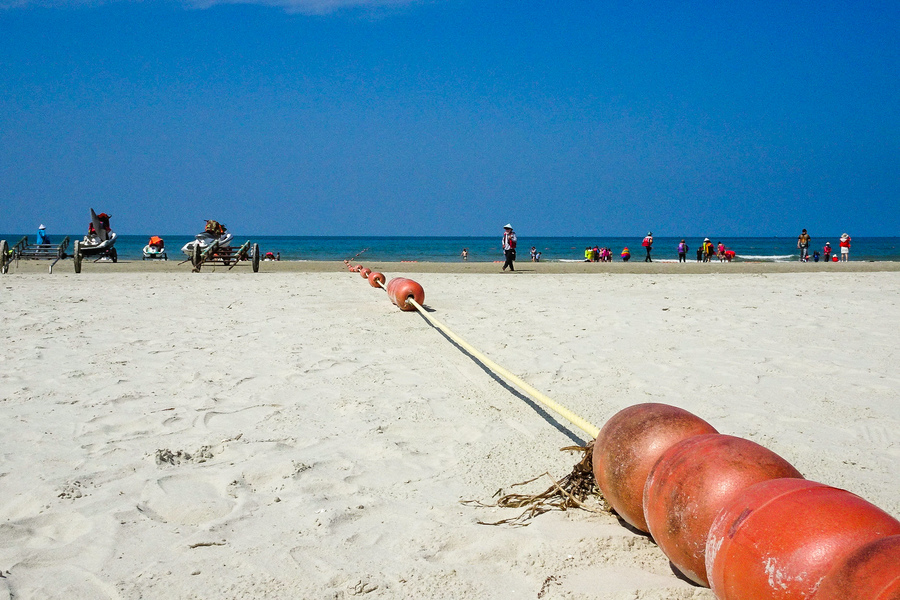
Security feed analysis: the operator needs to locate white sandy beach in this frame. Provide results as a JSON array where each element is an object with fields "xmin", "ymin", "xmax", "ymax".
[{"xmin": 1, "ymin": 270, "xmax": 898, "ymax": 599}]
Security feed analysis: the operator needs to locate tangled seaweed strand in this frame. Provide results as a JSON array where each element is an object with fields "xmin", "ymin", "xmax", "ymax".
[{"xmin": 461, "ymin": 441, "xmax": 609, "ymax": 527}]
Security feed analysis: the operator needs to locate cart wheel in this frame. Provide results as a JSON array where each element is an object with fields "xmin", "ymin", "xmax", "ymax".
[
  {"xmin": 110, "ymin": 248, "xmax": 118, "ymax": 263},
  {"xmin": 191, "ymin": 243, "xmax": 201, "ymax": 272},
  {"xmin": 0, "ymin": 240, "xmax": 8, "ymax": 274},
  {"xmin": 252, "ymin": 243, "xmax": 260, "ymax": 273},
  {"xmin": 73, "ymin": 241, "xmax": 82, "ymax": 274}
]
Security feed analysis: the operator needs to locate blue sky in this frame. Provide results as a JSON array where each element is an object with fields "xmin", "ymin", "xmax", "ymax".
[{"xmin": 1, "ymin": 0, "xmax": 898, "ymax": 236}]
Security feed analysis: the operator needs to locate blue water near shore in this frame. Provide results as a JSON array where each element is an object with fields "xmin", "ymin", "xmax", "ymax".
[{"xmin": 3, "ymin": 234, "xmax": 899, "ymax": 263}]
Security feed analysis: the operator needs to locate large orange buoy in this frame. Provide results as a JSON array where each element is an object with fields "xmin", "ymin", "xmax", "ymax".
[
  {"xmin": 386, "ymin": 277, "xmax": 425, "ymax": 311},
  {"xmin": 354, "ymin": 264, "xmax": 363, "ymax": 272},
  {"xmin": 643, "ymin": 434, "xmax": 803, "ymax": 586},
  {"xmin": 360, "ymin": 267, "xmax": 371, "ymax": 278},
  {"xmin": 591, "ymin": 403, "xmax": 717, "ymax": 532},
  {"xmin": 813, "ymin": 535, "xmax": 900, "ymax": 600},
  {"xmin": 706, "ymin": 478, "xmax": 900, "ymax": 600},
  {"xmin": 368, "ymin": 271, "xmax": 386, "ymax": 288}
]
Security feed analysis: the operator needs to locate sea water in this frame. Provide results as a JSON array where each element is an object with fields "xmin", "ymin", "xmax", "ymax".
[{"xmin": 2, "ymin": 234, "xmax": 899, "ymax": 263}]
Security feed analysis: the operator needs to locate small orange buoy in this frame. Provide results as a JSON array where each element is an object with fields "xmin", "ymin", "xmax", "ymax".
[
  {"xmin": 592, "ymin": 403, "xmax": 717, "ymax": 532},
  {"xmin": 368, "ymin": 271, "xmax": 386, "ymax": 288},
  {"xmin": 386, "ymin": 277, "xmax": 425, "ymax": 311},
  {"xmin": 706, "ymin": 478, "xmax": 900, "ymax": 600},
  {"xmin": 354, "ymin": 264, "xmax": 363, "ymax": 272},
  {"xmin": 813, "ymin": 535, "xmax": 900, "ymax": 600},
  {"xmin": 360, "ymin": 267, "xmax": 371, "ymax": 278},
  {"xmin": 643, "ymin": 434, "xmax": 803, "ymax": 586}
]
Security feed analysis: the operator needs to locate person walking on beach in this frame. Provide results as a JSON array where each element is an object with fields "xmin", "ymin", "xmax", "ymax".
[
  {"xmin": 797, "ymin": 229, "xmax": 811, "ymax": 261},
  {"xmin": 642, "ymin": 232, "xmax": 653, "ymax": 262},
  {"xmin": 677, "ymin": 239, "xmax": 688, "ymax": 263},
  {"xmin": 502, "ymin": 224, "xmax": 517, "ymax": 271},
  {"xmin": 839, "ymin": 233, "xmax": 851, "ymax": 261},
  {"xmin": 36, "ymin": 224, "xmax": 50, "ymax": 245}
]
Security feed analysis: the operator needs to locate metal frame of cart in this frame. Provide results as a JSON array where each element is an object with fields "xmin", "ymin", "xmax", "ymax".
[
  {"xmin": 1, "ymin": 236, "xmax": 70, "ymax": 274},
  {"xmin": 191, "ymin": 239, "xmax": 260, "ymax": 273}
]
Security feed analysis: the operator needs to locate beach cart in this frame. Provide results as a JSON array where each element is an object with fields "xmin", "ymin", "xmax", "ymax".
[
  {"xmin": 190, "ymin": 239, "xmax": 260, "ymax": 273},
  {"xmin": 3, "ymin": 235, "xmax": 71, "ymax": 274},
  {"xmin": 73, "ymin": 209, "xmax": 118, "ymax": 273}
]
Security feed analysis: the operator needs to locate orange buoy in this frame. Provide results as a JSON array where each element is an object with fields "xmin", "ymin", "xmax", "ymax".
[
  {"xmin": 360, "ymin": 267, "xmax": 371, "ymax": 278},
  {"xmin": 643, "ymin": 434, "xmax": 803, "ymax": 586},
  {"xmin": 386, "ymin": 277, "xmax": 425, "ymax": 311},
  {"xmin": 354, "ymin": 264, "xmax": 363, "ymax": 272},
  {"xmin": 706, "ymin": 478, "xmax": 900, "ymax": 600},
  {"xmin": 591, "ymin": 403, "xmax": 717, "ymax": 532},
  {"xmin": 813, "ymin": 535, "xmax": 900, "ymax": 600},
  {"xmin": 368, "ymin": 271, "xmax": 386, "ymax": 288}
]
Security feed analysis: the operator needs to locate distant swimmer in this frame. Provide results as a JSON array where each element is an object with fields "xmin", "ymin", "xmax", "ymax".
[{"xmin": 461, "ymin": 248, "xmax": 468, "ymax": 261}]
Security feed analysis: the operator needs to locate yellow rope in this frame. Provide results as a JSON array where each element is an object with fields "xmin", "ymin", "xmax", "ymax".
[{"xmin": 405, "ymin": 297, "xmax": 600, "ymax": 439}]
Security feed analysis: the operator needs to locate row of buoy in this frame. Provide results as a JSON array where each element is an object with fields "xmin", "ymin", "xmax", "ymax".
[
  {"xmin": 342, "ymin": 262, "xmax": 899, "ymax": 599},
  {"xmin": 344, "ymin": 260, "xmax": 424, "ymax": 312},
  {"xmin": 592, "ymin": 403, "xmax": 900, "ymax": 599}
]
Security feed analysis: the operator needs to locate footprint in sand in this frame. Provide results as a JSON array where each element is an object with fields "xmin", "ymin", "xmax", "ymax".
[
  {"xmin": 3, "ymin": 565, "xmax": 119, "ymax": 599},
  {"xmin": 0, "ymin": 512, "xmax": 91, "ymax": 548},
  {"xmin": 138, "ymin": 475, "xmax": 236, "ymax": 526},
  {"xmin": 199, "ymin": 405, "xmax": 280, "ymax": 433}
]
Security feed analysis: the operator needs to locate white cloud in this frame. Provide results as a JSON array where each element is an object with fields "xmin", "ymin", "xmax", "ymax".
[
  {"xmin": 189, "ymin": 0, "xmax": 421, "ymax": 14},
  {"xmin": 1, "ymin": 0, "xmax": 422, "ymax": 13}
]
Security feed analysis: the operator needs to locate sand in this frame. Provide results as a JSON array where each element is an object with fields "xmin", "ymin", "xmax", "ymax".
[{"xmin": 1, "ymin": 267, "xmax": 898, "ymax": 599}]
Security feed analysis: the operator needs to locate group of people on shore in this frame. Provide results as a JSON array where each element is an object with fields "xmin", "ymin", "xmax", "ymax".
[
  {"xmin": 484, "ymin": 224, "xmax": 855, "ymax": 269},
  {"xmin": 798, "ymin": 229, "xmax": 851, "ymax": 262}
]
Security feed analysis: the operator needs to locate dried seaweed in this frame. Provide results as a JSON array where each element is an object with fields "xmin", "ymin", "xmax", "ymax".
[{"xmin": 461, "ymin": 442, "xmax": 609, "ymax": 527}]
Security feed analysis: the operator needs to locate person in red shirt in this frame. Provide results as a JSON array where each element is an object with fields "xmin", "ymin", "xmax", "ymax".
[
  {"xmin": 642, "ymin": 232, "xmax": 653, "ymax": 262},
  {"xmin": 823, "ymin": 242, "xmax": 832, "ymax": 262},
  {"xmin": 839, "ymin": 233, "xmax": 851, "ymax": 262}
]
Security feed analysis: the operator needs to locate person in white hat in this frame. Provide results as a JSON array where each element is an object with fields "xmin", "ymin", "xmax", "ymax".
[
  {"xmin": 36, "ymin": 224, "xmax": 50, "ymax": 246},
  {"xmin": 502, "ymin": 224, "xmax": 517, "ymax": 271},
  {"xmin": 839, "ymin": 233, "xmax": 851, "ymax": 262},
  {"xmin": 642, "ymin": 232, "xmax": 653, "ymax": 262}
]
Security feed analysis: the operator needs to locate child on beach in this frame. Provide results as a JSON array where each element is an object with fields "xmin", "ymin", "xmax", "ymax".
[
  {"xmin": 461, "ymin": 248, "xmax": 468, "ymax": 261},
  {"xmin": 823, "ymin": 243, "xmax": 832, "ymax": 262}
]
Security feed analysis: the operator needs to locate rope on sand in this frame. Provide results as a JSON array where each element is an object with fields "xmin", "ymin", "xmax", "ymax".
[
  {"xmin": 404, "ymin": 296, "xmax": 600, "ymax": 439},
  {"xmin": 359, "ymin": 269, "xmax": 604, "ymax": 525}
]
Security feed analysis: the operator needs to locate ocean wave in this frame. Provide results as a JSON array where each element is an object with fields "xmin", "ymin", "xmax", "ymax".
[{"xmin": 736, "ymin": 254, "xmax": 795, "ymax": 261}]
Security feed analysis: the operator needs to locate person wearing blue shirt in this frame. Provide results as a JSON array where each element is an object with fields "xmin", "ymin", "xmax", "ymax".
[{"xmin": 36, "ymin": 224, "xmax": 50, "ymax": 245}]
